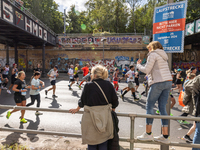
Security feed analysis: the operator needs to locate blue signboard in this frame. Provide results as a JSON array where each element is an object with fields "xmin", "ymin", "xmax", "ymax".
[{"xmin": 153, "ymin": 1, "xmax": 187, "ymax": 53}]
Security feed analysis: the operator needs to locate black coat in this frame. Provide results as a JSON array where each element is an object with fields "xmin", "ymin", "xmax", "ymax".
[{"xmin": 107, "ymin": 111, "xmax": 120, "ymax": 150}]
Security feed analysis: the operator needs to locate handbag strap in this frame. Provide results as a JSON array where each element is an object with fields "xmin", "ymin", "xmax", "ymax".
[{"xmin": 93, "ymin": 81, "xmax": 109, "ymax": 105}]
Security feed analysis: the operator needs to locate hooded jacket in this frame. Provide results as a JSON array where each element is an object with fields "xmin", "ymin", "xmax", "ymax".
[{"xmin": 137, "ymin": 49, "xmax": 172, "ymax": 86}]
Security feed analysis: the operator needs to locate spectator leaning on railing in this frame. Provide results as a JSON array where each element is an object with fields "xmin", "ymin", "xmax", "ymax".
[
  {"xmin": 70, "ymin": 65, "xmax": 119, "ymax": 150},
  {"xmin": 136, "ymin": 41, "xmax": 172, "ymax": 144}
]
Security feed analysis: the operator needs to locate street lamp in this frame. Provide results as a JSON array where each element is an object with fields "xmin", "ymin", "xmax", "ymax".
[{"xmin": 101, "ymin": 37, "xmax": 107, "ymax": 65}]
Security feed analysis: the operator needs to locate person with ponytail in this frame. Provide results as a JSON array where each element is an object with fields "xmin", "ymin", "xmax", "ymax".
[
  {"xmin": 6, "ymin": 71, "xmax": 30, "ymax": 123},
  {"xmin": 26, "ymin": 71, "xmax": 45, "ymax": 115},
  {"xmin": 173, "ymin": 69, "xmax": 183, "ymax": 95}
]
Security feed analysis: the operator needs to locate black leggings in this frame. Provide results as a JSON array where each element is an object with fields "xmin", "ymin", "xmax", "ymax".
[{"xmin": 26, "ymin": 94, "xmax": 41, "ymax": 108}]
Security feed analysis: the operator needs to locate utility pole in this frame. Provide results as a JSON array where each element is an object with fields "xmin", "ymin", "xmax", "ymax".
[
  {"xmin": 64, "ymin": 9, "xmax": 66, "ymax": 35},
  {"xmin": 161, "ymin": 0, "xmax": 173, "ymax": 150}
]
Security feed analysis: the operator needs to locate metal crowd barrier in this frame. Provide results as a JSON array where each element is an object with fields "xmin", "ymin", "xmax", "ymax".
[{"xmin": 0, "ymin": 105, "xmax": 200, "ymax": 150}]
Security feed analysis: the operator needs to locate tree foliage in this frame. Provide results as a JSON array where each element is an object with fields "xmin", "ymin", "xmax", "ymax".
[
  {"xmin": 22, "ymin": 0, "xmax": 64, "ymax": 34},
  {"xmin": 22, "ymin": 0, "xmax": 200, "ymax": 34}
]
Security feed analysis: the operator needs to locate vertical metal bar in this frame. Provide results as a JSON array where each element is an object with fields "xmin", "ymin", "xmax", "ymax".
[
  {"xmin": 6, "ymin": 43, "xmax": 9, "ymax": 65},
  {"xmin": 14, "ymin": 41, "xmax": 18, "ymax": 65},
  {"xmin": 103, "ymin": 41, "xmax": 104, "ymax": 65},
  {"xmin": 161, "ymin": 1, "xmax": 173, "ymax": 150},
  {"xmin": 130, "ymin": 116, "xmax": 135, "ymax": 150},
  {"xmin": 42, "ymin": 43, "xmax": 45, "ymax": 78}
]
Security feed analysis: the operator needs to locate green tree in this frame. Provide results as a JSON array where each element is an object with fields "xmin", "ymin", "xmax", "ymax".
[{"xmin": 22, "ymin": 0, "xmax": 64, "ymax": 34}]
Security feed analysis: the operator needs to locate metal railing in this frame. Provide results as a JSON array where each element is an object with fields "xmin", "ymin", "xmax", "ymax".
[
  {"xmin": 0, "ymin": 105, "xmax": 200, "ymax": 149},
  {"xmin": 8, "ymin": 0, "xmax": 56, "ymax": 36}
]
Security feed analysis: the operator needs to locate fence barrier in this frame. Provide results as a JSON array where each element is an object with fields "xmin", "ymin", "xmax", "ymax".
[{"xmin": 0, "ymin": 105, "xmax": 200, "ymax": 150}]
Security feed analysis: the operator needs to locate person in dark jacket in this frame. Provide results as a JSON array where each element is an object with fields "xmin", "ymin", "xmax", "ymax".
[
  {"xmin": 191, "ymin": 75, "xmax": 200, "ymax": 149},
  {"xmin": 70, "ymin": 65, "xmax": 119, "ymax": 150}
]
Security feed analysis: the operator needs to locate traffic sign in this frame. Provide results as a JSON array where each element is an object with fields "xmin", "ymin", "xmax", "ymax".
[{"xmin": 153, "ymin": 1, "xmax": 187, "ymax": 53}]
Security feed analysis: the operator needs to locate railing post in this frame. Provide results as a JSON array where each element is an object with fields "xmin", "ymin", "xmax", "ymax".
[{"xmin": 130, "ymin": 116, "xmax": 135, "ymax": 150}]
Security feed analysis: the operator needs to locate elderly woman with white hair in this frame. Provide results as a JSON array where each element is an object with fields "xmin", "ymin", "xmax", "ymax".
[{"xmin": 70, "ymin": 65, "xmax": 119, "ymax": 150}]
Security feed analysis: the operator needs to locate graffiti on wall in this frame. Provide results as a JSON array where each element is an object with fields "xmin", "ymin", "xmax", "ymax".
[
  {"xmin": 0, "ymin": 58, "xmax": 15, "ymax": 67},
  {"xmin": 58, "ymin": 35, "xmax": 150, "ymax": 50},
  {"xmin": 173, "ymin": 62, "xmax": 200, "ymax": 71},
  {"xmin": 173, "ymin": 49, "xmax": 198, "ymax": 62}
]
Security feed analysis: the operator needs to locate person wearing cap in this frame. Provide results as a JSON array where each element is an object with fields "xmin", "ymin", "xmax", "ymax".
[
  {"xmin": 2, "ymin": 63, "xmax": 10, "ymax": 91},
  {"xmin": 7, "ymin": 63, "xmax": 18, "ymax": 94},
  {"xmin": 45, "ymin": 66, "xmax": 59, "ymax": 98},
  {"xmin": 173, "ymin": 69, "xmax": 183, "ymax": 95},
  {"xmin": 0, "ymin": 69, "xmax": 4, "ymax": 95}
]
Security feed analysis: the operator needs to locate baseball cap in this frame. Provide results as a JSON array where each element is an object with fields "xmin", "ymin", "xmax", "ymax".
[
  {"xmin": 5, "ymin": 63, "xmax": 9, "ymax": 66},
  {"xmin": 177, "ymin": 69, "xmax": 182, "ymax": 72},
  {"xmin": 54, "ymin": 65, "xmax": 58, "ymax": 69}
]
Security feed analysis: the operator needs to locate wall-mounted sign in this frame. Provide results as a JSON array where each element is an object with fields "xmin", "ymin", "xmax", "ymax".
[
  {"xmin": 153, "ymin": 1, "xmax": 187, "ymax": 53},
  {"xmin": 185, "ymin": 22, "xmax": 195, "ymax": 36},
  {"xmin": 196, "ymin": 19, "xmax": 200, "ymax": 33},
  {"xmin": 0, "ymin": 0, "xmax": 56, "ymax": 45}
]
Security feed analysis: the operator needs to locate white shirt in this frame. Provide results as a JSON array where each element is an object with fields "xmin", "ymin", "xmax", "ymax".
[
  {"xmin": 68, "ymin": 68, "xmax": 74, "ymax": 79},
  {"xmin": 48, "ymin": 69, "xmax": 58, "ymax": 81},
  {"xmin": 126, "ymin": 70, "xmax": 135, "ymax": 82}
]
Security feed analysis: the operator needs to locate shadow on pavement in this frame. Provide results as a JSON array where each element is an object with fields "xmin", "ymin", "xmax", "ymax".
[
  {"xmin": 72, "ymin": 91, "xmax": 80, "ymax": 98},
  {"xmin": 48, "ymin": 98, "xmax": 62, "ymax": 108},
  {"xmin": 2, "ymin": 123, "xmax": 27, "ymax": 145},
  {"xmin": 26, "ymin": 115, "xmax": 42, "ymax": 143}
]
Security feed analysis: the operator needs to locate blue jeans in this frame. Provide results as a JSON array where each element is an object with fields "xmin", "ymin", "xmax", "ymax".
[
  {"xmin": 88, "ymin": 141, "xmax": 108, "ymax": 150},
  {"xmin": 193, "ymin": 122, "xmax": 200, "ymax": 150},
  {"xmin": 146, "ymin": 81, "xmax": 172, "ymax": 126}
]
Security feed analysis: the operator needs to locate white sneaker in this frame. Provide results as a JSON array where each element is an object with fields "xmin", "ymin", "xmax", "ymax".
[
  {"xmin": 3, "ymin": 87, "xmax": 7, "ymax": 90},
  {"xmin": 137, "ymin": 132, "xmax": 153, "ymax": 141},
  {"xmin": 35, "ymin": 111, "xmax": 43, "ymax": 115},
  {"xmin": 7, "ymin": 90, "xmax": 11, "ymax": 94},
  {"xmin": 154, "ymin": 135, "xmax": 170, "ymax": 144}
]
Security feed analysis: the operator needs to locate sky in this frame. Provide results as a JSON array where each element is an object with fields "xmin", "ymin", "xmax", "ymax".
[{"xmin": 54, "ymin": 0, "xmax": 148, "ymax": 14}]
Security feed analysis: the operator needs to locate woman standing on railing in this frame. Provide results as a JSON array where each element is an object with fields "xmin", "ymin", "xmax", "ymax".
[
  {"xmin": 136, "ymin": 41, "xmax": 172, "ymax": 144},
  {"xmin": 6, "ymin": 71, "xmax": 30, "ymax": 123},
  {"xmin": 70, "ymin": 65, "xmax": 119, "ymax": 150}
]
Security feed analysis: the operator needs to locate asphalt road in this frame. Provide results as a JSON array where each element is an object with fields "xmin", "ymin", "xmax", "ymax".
[{"xmin": 0, "ymin": 78, "xmax": 194, "ymax": 145}]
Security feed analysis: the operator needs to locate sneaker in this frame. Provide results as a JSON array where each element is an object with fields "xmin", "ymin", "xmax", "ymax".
[
  {"xmin": 121, "ymin": 90, "xmax": 123, "ymax": 95},
  {"xmin": 7, "ymin": 90, "xmax": 11, "ymax": 94},
  {"xmin": 35, "ymin": 111, "xmax": 43, "ymax": 115},
  {"xmin": 69, "ymin": 87, "xmax": 72, "ymax": 90},
  {"xmin": 20, "ymin": 118, "xmax": 27, "ymax": 123},
  {"xmin": 156, "ymin": 110, "xmax": 160, "ymax": 115},
  {"xmin": 2, "ymin": 87, "xmax": 7, "ymax": 90},
  {"xmin": 52, "ymin": 95, "xmax": 58, "ymax": 98},
  {"xmin": 177, "ymin": 120, "xmax": 182, "ymax": 124},
  {"xmin": 136, "ymin": 91, "xmax": 139, "ymax": 93},
  {"xmin": 6, "ymin": 111, "xmax": 11, "ymax": 119},
  {"xmin": 137, "ymin": 132, "xmax": 153, "ymax": 141},
  {"xmin": 78, "ymin": 85, "xmax": 81, "ymax": 89},
  {"xmin": 170, "ymin": 113, "xmax": 173, "ymax": 116},
  {"xmin": 68, "ymin": 85, "xmax": 71, "ymax": 88},
  {"xmin": 76, "ymin": 83, "xmax": 79, "ymax": 85},
  {"xmin": 183, "ymin": 135, "xmax": 193, "ymax": 143},
  {"xmin": 45, "ymin": 90, "xmax": 48, "ymax": 96},
  {"xmin": 134, "ymin": 97, "xmax": 139, "ymax": 101},
  {"xmin": 154, "ymin": 135, "xmax": 170, "ymax": 144},
  {"xmin": 121, "ymin": 95, "xmax": 125, "ymax": 102},
  {"xmin": 139, "ymin": 94, "xmax": 142, "ymax": 99},
  {"xmin": 182, "ymin": 120, "xmax": 190, "ymax": 125}
]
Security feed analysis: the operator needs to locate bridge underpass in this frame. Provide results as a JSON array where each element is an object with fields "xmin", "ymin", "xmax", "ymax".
[{"xmin": 0, "ymin": 0, "xmax": 57, "ymax": 76}]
